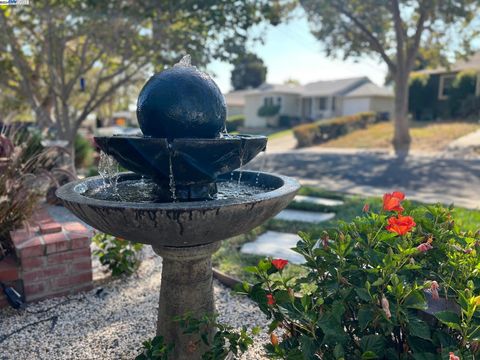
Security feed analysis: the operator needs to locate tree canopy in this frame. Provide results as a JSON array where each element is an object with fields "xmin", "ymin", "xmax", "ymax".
[
  {"xmin": 0, "ymin": 0, "xmax": 290, "ymax": 149},
  {"xmin": 231, "ymin": 52, "xmax": 268, "ymax": 90}
]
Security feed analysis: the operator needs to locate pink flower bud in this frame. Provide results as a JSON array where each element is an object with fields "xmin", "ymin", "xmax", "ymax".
[{"xmin": 381, "ymin": 294, "xmax": 391, "ymax": 319}]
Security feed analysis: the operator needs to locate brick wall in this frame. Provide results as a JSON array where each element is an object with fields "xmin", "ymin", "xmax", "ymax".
[{"xmin": 0, "ymin": 206, "xmax": 93, "ymax": 308}]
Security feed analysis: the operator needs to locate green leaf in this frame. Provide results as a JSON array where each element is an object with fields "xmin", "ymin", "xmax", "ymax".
[
  {"xmin": 334, "ymin": 344, "xmax": 345, "ymax": 359},
  {"xmin": 356, "ymin": 288, "xmax": 371, "ymax": 302},
  {"xmin": 360, "ymin": 335, "xmax": 386, "ymax": 358},
  {"xmin": 435, "ymin": 311, "xmax": 462, "ymax": 330},
  {"xmin": 404, "ymin": 290, "xmax": 427, "ymax": 310},
  {"xmin": 361, "ymin": 351, "xmax": 379, "ymax": 359},
  {"xmin": 409, "ymin": 318, "xmax": 431, "ymax": 340},
  {"xmin": 358, "ymin": 308, "xmax": 374, "ymax": 330}
]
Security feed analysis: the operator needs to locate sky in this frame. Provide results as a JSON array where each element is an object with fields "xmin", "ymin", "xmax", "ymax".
[{"xmin": 208, "ymin": 10, "xmax": 388, "ymax": 94}]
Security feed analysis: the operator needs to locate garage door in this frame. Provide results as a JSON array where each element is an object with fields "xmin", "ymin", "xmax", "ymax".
[{"xmin": 342, "ymin": 97, "xmax": 370, "ymax": 116}]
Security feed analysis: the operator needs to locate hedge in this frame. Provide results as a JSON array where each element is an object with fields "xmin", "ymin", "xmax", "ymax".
[
  {"xmin": 293, "ymin": 112, "xmax": 378, "ymax": 148},
  {"xmin": 226, "ymin": 115, "xmax": 245, "ymax": 132}
]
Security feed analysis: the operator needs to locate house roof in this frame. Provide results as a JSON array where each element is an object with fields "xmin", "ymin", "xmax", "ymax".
[
  {"xmin": 415, "ymin": 52, "xmax": 480, "ymax": 75},
  {"xmin": 344, "ymin": 82, "xmax": 394, "ymax": 98},
  {"xmin": 302, "ymin": 77, "xmax": 370, "ymax": 96},
  {"xmin": 244, "ymin": 83, "xmax": 304, "ymax": 96}
]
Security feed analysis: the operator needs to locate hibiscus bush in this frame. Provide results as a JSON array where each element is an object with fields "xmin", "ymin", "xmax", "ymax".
[{"xmin": 238, "ymin": 192, "xmax": 480, "ymax": 359}]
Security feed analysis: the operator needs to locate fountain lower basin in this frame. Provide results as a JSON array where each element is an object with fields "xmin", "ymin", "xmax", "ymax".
[{"xmin": 57, "ymin": 170, "xmax": 298, "ymax": 247}]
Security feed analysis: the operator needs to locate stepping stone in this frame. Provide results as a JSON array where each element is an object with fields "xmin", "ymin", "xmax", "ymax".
[
  {"xmin": 274, "ymin": 209, "xmax": 335, "ymax": 223},
  {"xmin": 294, "ymin": 195, "xmax": 343, "ymax": 207},
  {"xmin": 241, "ymin": 231, "xmax": 305, "ymax": 264}
]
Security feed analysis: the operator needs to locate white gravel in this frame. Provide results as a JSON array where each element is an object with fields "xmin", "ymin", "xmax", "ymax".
[{"xmin": 0, "ymin": 248, "xmax": 269, "ymax": 360}]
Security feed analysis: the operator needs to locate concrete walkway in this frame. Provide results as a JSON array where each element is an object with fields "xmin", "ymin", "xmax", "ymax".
[
  {"xmin": 249, "ymin": 149, "xmax": 480, "ymax": 209},
  {"xmin": 447, "ymin": 129, "xmax": 480, "ymax": 157}
]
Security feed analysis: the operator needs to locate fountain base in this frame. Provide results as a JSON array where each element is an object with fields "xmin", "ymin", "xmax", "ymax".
[{"xmin": 153, "ymin": 242, "xmax": 221, "ymax": 359}]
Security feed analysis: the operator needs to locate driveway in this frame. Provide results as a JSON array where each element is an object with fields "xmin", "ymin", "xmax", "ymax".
[{"xmin": 249, "ymin": 149, "xmax": 480, "ymax": 209}]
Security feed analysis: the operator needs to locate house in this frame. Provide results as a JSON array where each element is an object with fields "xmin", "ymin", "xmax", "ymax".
[
  {"xmin": 410, "ymin": 52, "xmax": 480, "ymax": 120},
  {"xmin": 239, "ymin": 77, "xmax": 394, "ymax": 128},
  {"xmin": 224, "ymin": 89, "xmax": 249, "ymax": 117}
]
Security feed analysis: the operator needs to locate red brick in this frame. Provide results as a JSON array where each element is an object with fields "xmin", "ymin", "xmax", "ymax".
[
  {"xmin": 24, "ymin": 282, "xmax": 45, "ymax": 298},
  {"xmin": 0, "ymin": 297, "xmax": 8, "ymax": 308},
  {"xmin": 71, "ymin": 260, "xmax": 92, "ymax": 272},
  {"xmin": 44, "ymin": 232, "xmax": 70, "ymax": 254},
  {"xmin": 16, "ymin": 236, "xmax": 44, "ymax": 259},
  {"xmin": 22, "ymin": 265, "xmax": 68, "ymax": 282},
  {"xmin": 20, "ymin": 256, "xmax": 45, "ymax": 269},
  {"xmin": 54, "ymin": 272, "xmax": 92, "ymax": 288},
  {"xmin": 47, "ymin": 247, "xmax": 91, "ymax": 265},
  {"xmin": 39, "ymin": 222, "xmax": 62, "ymax": 235},
  {"xmin": 69, "ymin": 234, "xmax": 90, "ymax": 249},
  {"xmin": 0, "ymin": 256, "xmax": 19, "ymax": 281},
  {"xmin": 63, "ymin": 222, "xmax": 88, "ymax": 233},
  {"xmin": 10, "ymin": 229, "xmax": 32, "ymax": 247}
]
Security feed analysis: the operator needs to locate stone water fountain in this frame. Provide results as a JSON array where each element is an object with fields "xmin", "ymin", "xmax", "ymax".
[{"xmin": 56, "ymin": 56, "xmax": 299, "ymax": 359}]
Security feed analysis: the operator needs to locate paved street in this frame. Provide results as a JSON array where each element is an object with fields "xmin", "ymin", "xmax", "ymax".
[{"xmin": 249, "ymin": 149, "xmax": 480, "ymax": 209}]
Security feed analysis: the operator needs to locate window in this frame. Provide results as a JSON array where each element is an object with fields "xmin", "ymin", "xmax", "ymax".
[
  {"xmin": 277, "ymin": 97, "xmax": 282, "ymax": 106},
  {"xmin": 331, "ymin": 97, "xmax": 336, "ymax": 111},
  {"xmin": 318, "ymin": 97, "xmax": 327, "ymax": 110},
  {"xmin": 438, "ymin": 74, "xmax": 456, "ymax": 100},
  {"xmin": 263, "ymin": 97, "xmax": 274, "ymax": 106}
]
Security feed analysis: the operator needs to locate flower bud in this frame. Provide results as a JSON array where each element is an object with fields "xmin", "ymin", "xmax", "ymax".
[{"xmin": 270, "ymin": 333, "xmax": 279, "ymax": 346}]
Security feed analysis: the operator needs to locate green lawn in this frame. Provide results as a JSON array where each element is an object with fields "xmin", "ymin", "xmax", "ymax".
[{"xmin": 212, "ymin": 187, "xmax": 480, "ymax": 283}]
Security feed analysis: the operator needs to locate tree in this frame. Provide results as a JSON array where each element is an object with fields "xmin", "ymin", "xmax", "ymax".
[
  {"xmin": 0, "ymin": 0, "xmax": 290, "ymax": 168},
  {"xmin": 231, "ymin": 53, "xmax": 268, "ymax": 90},
  {"xmin": 300, "ymin": 0, "xmax": 480, "ymax": 154}
]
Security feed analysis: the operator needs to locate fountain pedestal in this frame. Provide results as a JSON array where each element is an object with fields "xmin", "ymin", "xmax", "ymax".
[{"xmin": 154, "ymin": 242, "xmax": 221, "ymax": 359}]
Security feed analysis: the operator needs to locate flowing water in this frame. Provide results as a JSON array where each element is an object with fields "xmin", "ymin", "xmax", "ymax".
[
  {"xmin": 98, "ymin": 152, "xmax": 120, "ymax": 195},
  {"xmin": 168, "ymin": 144, "xmax": 177, "ymax": 202},
  {"xmin": 80, "ymin": 178, "xmax": 273, "ymax": 203}
]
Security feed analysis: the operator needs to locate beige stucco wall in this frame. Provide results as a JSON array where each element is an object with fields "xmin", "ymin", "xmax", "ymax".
[
  {"xmin": 369, "ymin": 97, "xmax": 395, "ymax": 118},
  {"xmin": 244, "ymin": 93, "xmax": 301, "ymax": 128},
  {"xmin": 227, "ymin": 105, "xmax": 244, "ymax": 117}
]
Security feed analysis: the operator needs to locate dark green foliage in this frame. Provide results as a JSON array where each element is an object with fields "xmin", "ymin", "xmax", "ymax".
[
  {"xmin": 226, "ymin": 115, "xmax": 245, "ymax": 132},
  {"xmin": 239, "ymin": 201, "xmax": 480, "ymax": 359},
  {"xmin": 74, "ymin": 134, "xmax": 94, "ymax": 169},
  {"xmin": 293, "ymin": 112, "xmax": 378, "ymax": 147},
  {"xmin": 449, "ymin": 70, "xmax": 478, "ymax": 118},
  {"xmin": 231, "ymin": 52, "xmax": 267, "ymax": 91},
  {"xmin": 409, "ymin": 73, "xmax": 436, "ymax": 121},
  {"xmin": 257, "ymin": 104, "xmax": 281, "ymax": 117},
  {"xmin": 136, "ymin": 336, "xmax": 173, "ymax": 360},
  {"xmin": 92, "ymin": 233, "xmax": 143, "ymax": 276}
]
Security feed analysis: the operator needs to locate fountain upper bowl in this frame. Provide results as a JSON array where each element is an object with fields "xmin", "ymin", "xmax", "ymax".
[{"xmin": 56, "ymin": 171, "xmax": 299, "ymax": 247}]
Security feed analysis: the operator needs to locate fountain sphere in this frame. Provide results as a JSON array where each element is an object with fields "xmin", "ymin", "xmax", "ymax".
[{"xmin": 137, "ymin": 66, "xmax": 226, "ymax": 139}]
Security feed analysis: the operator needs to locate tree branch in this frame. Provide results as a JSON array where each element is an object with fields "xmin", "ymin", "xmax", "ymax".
[
  {"xmin": 406, "ymin": 2, "xmax": 430, "ymax": 71},
  {"xmin": 390, "ymin": 0, "xmax": 406, "ymax": 72},
  {"xmin": 331, "ymin": 2, "xmax": 397, "ymax": 73}
]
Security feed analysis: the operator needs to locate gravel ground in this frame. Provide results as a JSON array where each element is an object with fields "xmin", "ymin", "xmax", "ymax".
[{"xmin": 0, "ymin": 248, "xmax": 269, "ymax": 360}]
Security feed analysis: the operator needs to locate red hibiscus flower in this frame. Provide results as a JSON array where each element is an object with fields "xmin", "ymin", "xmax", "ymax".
[
  {"xmin": 266, "ymin": 294, "xmax": 275, "ymax": 305},
  {"xmin": 272, "ymin": 259, "xmax": 288, "ymax": 270},
  {"xmin": 386, "ymin": 214, "xmax": 416, "ymax": 235},
  {"xmin": 449, "ymin": 352, "xmax": 460, "ymax": 360},
  {"xmin": 383, "ymin": 191, "xmax": 406, "ymax": 212}
]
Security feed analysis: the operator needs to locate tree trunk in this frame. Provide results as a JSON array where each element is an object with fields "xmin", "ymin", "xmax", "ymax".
[{"xmin": 393, "ymin": 70, "xmax": 411, "ymax": 156}]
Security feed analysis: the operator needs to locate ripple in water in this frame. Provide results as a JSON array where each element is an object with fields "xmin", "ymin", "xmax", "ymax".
[{"xmin": 80, "ymin": 179, "xmax": 273, "ymax": 203}]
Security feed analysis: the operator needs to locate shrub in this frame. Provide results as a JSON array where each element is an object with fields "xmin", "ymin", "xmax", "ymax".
[
  {"xmin": 74, "ymin": 133, "xmax": 94, "ymax": 169},
  {"xmin": 137, "ymin": 314, "xmax": 258, "ymax": 360},
  {"xmin": 293, "ymin": 112, "xmax": 377, "ymax": 147},
  {"xmin": 449, "ymin": 70, "xmax": 478, "ymax": 118},
  {"xmin": 226, "ymin": 115, "xmax": 245, "ymax": 132},
  {"xmin": 458, "ymin": 95, "xmax": 480, "ymax": 119},
  {"xmin": 0, "ymin": 126, "xmax": 59, "ymax": 259},
  {"xmin": 278, "ymin": 115, "xmax": 301, "ymax": 128},
  {"xmin": 238, "ymin": 192, "xmax": 480, "ymax": 359},
  {"xmin": 92, "ymin": 233, "xmax": 143, "ymax": 276},
  {"xmin": 258, "ymin": 104, "xmax": 280, "ymax": 117},
  {"xmin": 409, "ymin": 73, "xmax": 435, "ymax": 121}
]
